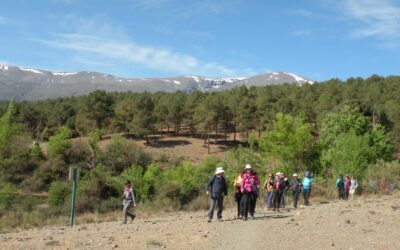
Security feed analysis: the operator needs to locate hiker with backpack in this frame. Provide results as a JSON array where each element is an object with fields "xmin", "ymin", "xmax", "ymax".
[
  {"xmin": 302, "ymin": 172, "xmax": 313, "ymax": 206},
  {"xmin": 205, "ymin": 166, "xmax": 228, "ymax": 222},
  {"xmin": 233, "ymin": 170, "xmax": 244, "ymax": 219},
  {"xmin": 349, "ymin": 175, "xmax": 358, "ymax": 200},
  {"xmin": 263, "ymin": 172, "xmax": 274, "ymax": 210},
  {"xmin": 240, "ymin": 164, "xmax": 260, "ymax": 220},
  {"xmin": 336, "ymin": 175, "xmax": 345, "ymax": 200},
  {"xmin": 272, "ymin": 172, "xmax": 286, "ymax": 212},
  {"xmin": 280, "ymin": 172, "xmax": 290, "ymax": 208},
  {"xmin": 344, "ymin": 175, "xmax": 351, "ymax": 201},
  {"xmin": 122, "ymin": 180, "xmax": 136, "ymax": 224},
  {"xmin": 290, "ymin": 173, "xmax": 302, "ymax": 209}
]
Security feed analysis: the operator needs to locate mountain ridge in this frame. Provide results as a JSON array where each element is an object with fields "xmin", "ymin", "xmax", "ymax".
[{"xmin": 0, "ymin": 64, "xmax": 314, "ymax": 100}]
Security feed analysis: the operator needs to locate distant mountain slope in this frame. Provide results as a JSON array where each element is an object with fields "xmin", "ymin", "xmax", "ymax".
[{"xmin": 0, "ymin": 65, "xmax": 313, "ymax": 100}]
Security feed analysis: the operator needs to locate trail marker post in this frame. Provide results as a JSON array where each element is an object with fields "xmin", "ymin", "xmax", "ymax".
[{"xmin": 69, "ymin": 166, "xmax": 78, "ymax": 226}]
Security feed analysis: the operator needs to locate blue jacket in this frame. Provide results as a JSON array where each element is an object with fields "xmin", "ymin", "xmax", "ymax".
[{"xmin": 302, "ymin": 177, "xmax": 313, "ymax": 190}]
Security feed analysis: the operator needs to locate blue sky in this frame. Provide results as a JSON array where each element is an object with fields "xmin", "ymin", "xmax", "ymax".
[{"xmin": 0, "ymin": 0, "xmax": 399, "ymax": 81}]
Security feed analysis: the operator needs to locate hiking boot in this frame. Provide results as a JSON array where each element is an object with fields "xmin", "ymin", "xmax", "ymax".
[
  {"xmin": 207, "ymin": 219, "xmax": 211, "ymax": 223},
  {"xmin": 243, "ymin": 217, "xmax": 248, "ymax": 221},
  {"xmin": 131, "ymin": 214, "xmax": 136, "ymax": 221}
]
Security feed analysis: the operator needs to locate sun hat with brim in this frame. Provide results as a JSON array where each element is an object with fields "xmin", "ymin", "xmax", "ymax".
[
  {"xmin": 215, "ymin": 167, "xmax": 225, "ymax": 175},
  {"xmin": 244, "ymin": 164, "xmax": 252, "ymax": 169},
  {"xmin": 293, "ymin": 173, "xmax": 298, "ymax": 177}
]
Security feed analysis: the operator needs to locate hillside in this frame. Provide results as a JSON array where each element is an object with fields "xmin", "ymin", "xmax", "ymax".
[
  {"xmin": 1, "ymin": 194, "xmax": 399, "ymax": 250},
  {"xmin": 0, "ymin": 65, "xmax": 313, "ymax": 100}
]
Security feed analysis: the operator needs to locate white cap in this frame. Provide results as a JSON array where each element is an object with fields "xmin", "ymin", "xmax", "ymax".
[
  {"xmin": 293, "ymin": 173, "xmax": 298, "ymax": 177},
  {"xmin": 244, "ymin": 164, "xmax": 252, "ymax": 169},
  {"xmin": 215, "ymin": 167, "xmax": 225, "ymax": 175}
]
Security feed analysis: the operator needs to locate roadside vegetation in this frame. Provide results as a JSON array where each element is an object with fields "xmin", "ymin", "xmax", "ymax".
[{"xmin": 1, "ymin": 75, "xmax": 400, "ymax": 231}]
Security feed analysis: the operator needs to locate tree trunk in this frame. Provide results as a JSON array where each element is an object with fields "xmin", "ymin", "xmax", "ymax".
[
  {"xmin": 224, "ymin": 123, "xmax": 227, "ymax": 144},
  {"xmin": 207, "ymin": 125, "xmax": 210, "ymax": 154},
  {"xmin": 233, "ymin": 120, "xmax": 237, "ymax": 143},
  {"xmin": 214, "ymin": 122, "xmax": 218, "ymax": 144},
  {"xmin": 145, "ymin": 135, "xmax": 151, "ymax": 146}
]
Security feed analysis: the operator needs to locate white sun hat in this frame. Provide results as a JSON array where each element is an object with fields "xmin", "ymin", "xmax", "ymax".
[
  {"xmin": 215, "ymin": 167, "xmax": 225, "ymax": 175},
  {"xmin": 293, "ymin": 173, "xmax": 298, "ymax": 177},
  {"xmin": 244, "ymin": 164, "xmax": 252, "ymax": 169}
]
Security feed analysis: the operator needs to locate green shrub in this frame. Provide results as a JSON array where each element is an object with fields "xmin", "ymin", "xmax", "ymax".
[
  {"xmin": 47, "ymin": 126, "xmax": 72, "ymax": 157},
  {"xmin": 99, "ymin": 136, "xmax": 151, "ymax": 174},
  {"xmin": 27, "ymin": 155, "xmax": 68, "ymax": 191},
  {"xmin": 0, "ymin": 183, "xmax": 16, "ymax": 210},
  {"xmin": 48, "ymin": 181, "xmax": 70, "ymax": 208},
  {"xmin": 363, "ymin": 160, "xmax": 400, "ymax": 193}
]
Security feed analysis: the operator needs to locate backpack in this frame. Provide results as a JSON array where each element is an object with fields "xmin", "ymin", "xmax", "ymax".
[{"xmin": 337, "ymin": 179, "xmax": 344, "ymax": 189}]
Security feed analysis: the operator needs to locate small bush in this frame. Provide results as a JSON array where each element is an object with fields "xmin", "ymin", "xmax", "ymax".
[
  {"xmin": 363, "ymin": 160, "xmax": 400, "ymax": 193},
  {"xmin": 99, "ymin": 136, "xmax": 152, "ymax": 174},
  {"xmin": 47, "ymin": 126, "xmax": 72, "ymax": 157},
  {"xmin": 0, "ymin": 183, "xmax": 16, "ymax": 210},
  {"xmin": 48, "ymin": 181, "xmax": 70, "ymax": 208}
]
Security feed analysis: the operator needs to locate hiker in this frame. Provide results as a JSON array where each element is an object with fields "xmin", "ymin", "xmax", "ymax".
[
  {"xmin": 280, "ymin": 172, "xmax": 290, "ymax": 208},
  {"xmin": 272, "ymin": 172, "xmax": 286, "ymax": 212},
  {"xmin": 336, "ymin": 175, "xmax": 345, "ymax": 200},
  {"xmin": 349, "ymin": 175, "xmax": 358, "ymax": 200},
  {"xmin": 291, "ymin": 173, "xmax": 302, "ymax": 209},
  {"xmin": 263, "ymin": 172, "xmax": 274, "ymax": 210},
  {"xmin": 302, "ymin": 172, "xmax": 313, "ymax": 205},
  {"xmin": 233, "ymin": 170, "xmax": 244, "ymax": 219},
  {"xmin": 122, "ymin": 180, "xmax": 136, "ymax": 224},
  {"xmin": 240, "ymin": 164, "xmax": 260, "ymax": 220},
  {"xmin": 344, "ymin": 175, "xmax": 351, "ymax": 201},
  {"xmin": 205, "ymin": 167, "xmax": 228, "ymax": 222}
]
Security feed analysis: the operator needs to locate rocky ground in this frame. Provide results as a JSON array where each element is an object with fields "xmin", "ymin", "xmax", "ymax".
[{"xmin": 1, "ymin": 194, "xmax": 400, "ymax": 250}]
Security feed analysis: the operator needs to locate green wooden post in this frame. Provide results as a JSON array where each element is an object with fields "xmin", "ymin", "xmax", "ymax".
[{"xmin": 70, "ymin": 167, "xmax": 78, "ymax": 226}]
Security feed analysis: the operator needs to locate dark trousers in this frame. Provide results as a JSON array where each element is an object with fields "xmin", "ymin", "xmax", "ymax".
[
  {"xmin": 303, "ymin": 189, "xmax": 310, "ymax": 205},
  {"xmin": 293, "ymin": 190, "xmax": 300, "ymax": 208},
  {"xmin": 240, "ymin": 192, "xmax": 256, "ymax": 218},
  {"xmin": 208, "ymin": 196, "xmax": 224, "ymax": 220},
  {"xmin": 273, "ymin": 191, "xmax": 282, "ymax": 210},
  {"xmin": 338, "ymin": 188, "xmax": 345, "ymax": 200},
  {"xmin": 235, "ymin": 193, "xmax": 242, "ymax": 217},
  {"xmin": 344, "ymin": 189, "xmax": 350, "ymax": 200}
]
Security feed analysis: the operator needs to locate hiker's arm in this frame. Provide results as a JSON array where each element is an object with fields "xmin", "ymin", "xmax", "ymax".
[
  {"xmin": 131, "ymin": 190, "xmax": 136, "ymax": 206},
  {"xmin": 205, "ymin": 177, "xmax": 213, "ymax": 194},
  {"xmin": 224, "ymin": 179, "xmax": 228, "ymax": 196},
  {"xmin": 255, "ymin": 175, "xmax": 260, "ymax": 188}
]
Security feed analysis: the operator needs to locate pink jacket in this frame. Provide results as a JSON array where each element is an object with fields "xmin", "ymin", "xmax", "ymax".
[{"xmin": 240, "ymin": 172, "xmax": 260, "ymax": 193}]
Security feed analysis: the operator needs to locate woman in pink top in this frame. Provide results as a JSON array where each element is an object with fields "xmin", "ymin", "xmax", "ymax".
[
  {"xmin": 239, "ymin": 164, "xmax": 260, "ymax": 220},
  {"xmin": 122, "ymin": 180, "xmax": 136, "ymax": 224}
]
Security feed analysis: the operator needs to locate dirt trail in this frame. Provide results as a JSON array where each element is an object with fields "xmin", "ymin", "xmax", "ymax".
[{"xmin": 1, "ymin": 194, "xmax": 400, "ymax": 250}]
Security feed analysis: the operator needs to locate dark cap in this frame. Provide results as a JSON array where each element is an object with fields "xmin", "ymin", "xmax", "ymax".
[{"xmin": 124, "ymin": 180, "xmax": 131, "ymax": 185}]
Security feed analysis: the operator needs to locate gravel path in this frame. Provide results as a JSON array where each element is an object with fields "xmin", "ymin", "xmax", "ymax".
[{"xmin": 1, "ymin": 194, "xmax": 400, "ymax": 250}]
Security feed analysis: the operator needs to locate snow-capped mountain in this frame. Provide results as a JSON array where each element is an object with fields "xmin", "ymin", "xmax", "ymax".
[{"xmin": 0, "ymin": 65, "xmax": 314, "ymax": 100}]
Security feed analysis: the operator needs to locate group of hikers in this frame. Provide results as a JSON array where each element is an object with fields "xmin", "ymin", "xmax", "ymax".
[
  {"xmin": 335, "ymin": 174, "xmax": 358, "ymax": 201},
  {"xmin": 205, "ymin": 164, "xmax": 314, "ymax": 222},
  {"xmin": 121, "ymin": 165, "xmax": 359, "ymax": 224}
]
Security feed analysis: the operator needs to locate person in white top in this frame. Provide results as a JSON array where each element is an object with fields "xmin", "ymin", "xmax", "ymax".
[{"xmin": 349, "ymin": 176, "xmax": 358, "ymax": 200}]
